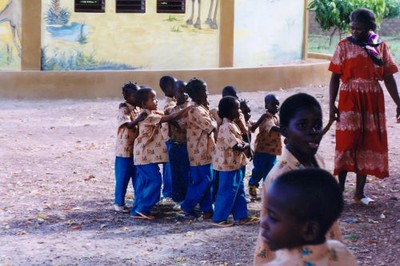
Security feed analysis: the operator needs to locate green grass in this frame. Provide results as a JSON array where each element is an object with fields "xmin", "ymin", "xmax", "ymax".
[{"xmin": 308, "ymin": 34, "xmax": 400, "ymax": 63}]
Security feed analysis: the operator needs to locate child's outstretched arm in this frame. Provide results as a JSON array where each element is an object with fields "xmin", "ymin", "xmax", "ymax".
[
  {"xmin": 250, "ymin": 113, "xmax": 267, "ymax": 132},
  {"xmin": 322, "ymin": 119, "xmax": 335, "ymax": 136},
  {"xmin": 160, "ymin": 106, "xmax": 192, "ymax": 123},
  {"xmin": 125, "ymin": 112, "xmax": 148, "ymax": 129}
]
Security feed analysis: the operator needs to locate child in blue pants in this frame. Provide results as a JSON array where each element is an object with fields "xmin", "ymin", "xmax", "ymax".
[
  {"xmin": 212, "ymin": 96, "xmax": 257, "ymax": 226},
  {"xmin": 248, "ymin": 94, "xmax": 281, "ymax": 200}
]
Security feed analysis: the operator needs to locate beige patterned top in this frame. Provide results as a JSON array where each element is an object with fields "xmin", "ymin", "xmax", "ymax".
[{"xmin": 115, "ymin": 102, "xmax": 141, "ymax": 157}]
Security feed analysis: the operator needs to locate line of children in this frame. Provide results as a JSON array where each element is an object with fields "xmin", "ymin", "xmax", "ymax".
[{"xmin": 260, "ymin": 169, "xmax": 356, "ymax": 265}]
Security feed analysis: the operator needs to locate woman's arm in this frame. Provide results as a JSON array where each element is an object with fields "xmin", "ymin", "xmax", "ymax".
[
  {"xmin": 383, "ymin": 74, "xmax": 400, "ymax": 119},
  {"xmin": 329, "ymin": 73, "xmax": 341, "ymax": 121}
]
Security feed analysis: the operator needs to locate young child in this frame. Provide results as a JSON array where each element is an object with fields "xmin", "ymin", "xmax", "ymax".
[
  {"xmin": 248, "ymin": 94, "xmax": 281, "ymax": 201},
  {"xmin": 212, "ymin": 96, "xmax": 257, "ymax": 227},
  {"xmin": 159, "ymin": 75, "xmax": 177, "ymax": 202},
  {"xmin": 164, "ymin": 80, "xmax": 190, "ymax": 206},
  {"xmin": 178, "ymin": 78, "xmax": 216, "ymax": 219},
  {"xmin": 114, "ymin": 82, "xmax": 147, "ymax": 212},
  {"xmin": 260, "ymin": 169, "xmax": 356, "ymax": 265},
  {"xmin": 254, "ymin": 93, "xmax": 343, "ymax": 264},
  {"xmin": 131, "ymin": 87, "xmax": 190, "ymax": 220}
]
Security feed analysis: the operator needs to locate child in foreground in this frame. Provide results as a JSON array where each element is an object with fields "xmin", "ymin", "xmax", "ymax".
[
  {"xmin": 254, "ymin": 93, "xmax": 343, "ymax": 264},
  {"xmin": 260, "ymin": 168, "xmax": 356, "ymax": 265},
  {"xmin": 212, "ymin": 96, "xmax": 256, "ymax": 227},
  {"xmin": 114, "ymin": 82, "xmax": 147, "ymax": 212}
]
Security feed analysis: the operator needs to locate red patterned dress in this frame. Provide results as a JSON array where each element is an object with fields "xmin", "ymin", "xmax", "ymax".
[{"xmin": 329, "ymin": 38, "xmax": 398, "ymax": 178}]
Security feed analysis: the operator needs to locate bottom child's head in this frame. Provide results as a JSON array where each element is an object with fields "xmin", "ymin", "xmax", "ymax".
[
  {"xmin": 264, "ymin": 94, "xmax": 279, "ymax": 115},
  {"xmin": 159, "ymin": 75, "xmax": 177, "ymax": 98},
  {"xmin": 135, "ymin": 87, "xmax": 158, "ymax": 110},
  {"xmin": 218, "ymin": 96, "xmax": 240, "ymax": 121},
  {"xmin": 260, "ymin": 168, "xmax": 343, "ymax": 251},
  {"xmin": 174, "ymin": 80, "xmax": 188, "ymax": 105},
  {"xmin": 122, "ymin": 81, "xmax": 140, "ymax": 106}
]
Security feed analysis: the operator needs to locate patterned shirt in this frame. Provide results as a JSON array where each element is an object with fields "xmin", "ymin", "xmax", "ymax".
[
  {"xmin": 254, "ymin": 112, "xmax": 281, "ymax": 155},
  {"xmin": 115, "ymin": 102, "xmax": 141, "ymax": 157},
  {"xmin": 265, "ymin": 240, "xmax": 357, "ymax": 266},
  {"xmin": 161, "ymin": 96, "xmax": 177, "ymax": 141},
  {"xmin": 134, "ymin": 110, "xmax": 168, "ymax": 165},
  {"xmin": 213, "ymin": 118, "xmax": 248, "ymax": 171},
  {"xmin": 186, "ymin": 102, "xmax": 216, "ymax": 166},
  {"xmin": 166, "ymin": 101, "xmax": 190, "ymax": 143},
  {"xmin": 254, "ymin": 148, "xmax": 343, "ymax": 265}
]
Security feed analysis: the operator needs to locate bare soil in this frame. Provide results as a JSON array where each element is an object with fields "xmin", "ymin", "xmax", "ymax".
[{"xmin": 0, "ymin": 74, "xmax": 399, "ymax": 265}]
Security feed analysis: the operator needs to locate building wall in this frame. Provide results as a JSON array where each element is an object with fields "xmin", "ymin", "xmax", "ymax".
[
  {"xmin": 41, "ymin": 0, "xmax": 220, "ymax": 70},
  {"xmin": 234, "ymin": 0, "xmax": 305, "ymax": 67}
]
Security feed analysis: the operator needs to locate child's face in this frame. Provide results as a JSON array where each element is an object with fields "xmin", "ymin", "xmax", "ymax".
[
  {"xmin": 265, "ymin": 97, "xmax": 280, "ymax": 114},
  {"xmin": 175, "ymin": 87, "xmax": 188, "ymax": 105},
  {"xmin": 143, "ymin": 90, "xmax": 158, "ymax": 110},
  {"xmin": 240, "ymin": 104, "xmax": 251, "ymax": 122},
  {"xmin": 282, "ymin": 106, "xmax": 322, "ymax": 158},
  {"xmin": 123, "ymin": 90, "xmax": 136, "ymax": 106},
  {"xmin": 260, "ymin": 186, "xmax": 305, "ymax": 251},
  {"xmin": 229, "ymin": 100, "xmax": 241, "ymax": 120}
]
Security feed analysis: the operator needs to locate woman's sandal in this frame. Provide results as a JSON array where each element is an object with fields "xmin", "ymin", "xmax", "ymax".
[
  {"xmin": 353, "ymin": 196, "xmax": 375, "ymax": 206},
  {"xmin": 238, "ymin": 216, "xmax": 259, "ymax": 225},
  {"xmin": 212, "ymin": 221, "xmax": 234, "ymax": 227},
  {"xmin": 131, "ymin": 211, "xmax": 155, "ymax": 220}
]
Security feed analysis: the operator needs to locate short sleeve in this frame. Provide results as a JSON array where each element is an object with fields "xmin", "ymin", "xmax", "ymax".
[{"xmin": 329, "ymin": 43, "xmax": 343, "ymax": 74}]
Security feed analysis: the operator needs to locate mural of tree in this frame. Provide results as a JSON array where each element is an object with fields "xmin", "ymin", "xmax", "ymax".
[{"xmin": 45, "ymin": 0, "xmax": 70, "ymax": 25}]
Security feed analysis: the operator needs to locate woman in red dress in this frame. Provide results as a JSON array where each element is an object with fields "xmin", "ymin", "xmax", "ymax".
[{"xmin": 329, "ymin": 8, "xmax": 400, "ymax": 205}]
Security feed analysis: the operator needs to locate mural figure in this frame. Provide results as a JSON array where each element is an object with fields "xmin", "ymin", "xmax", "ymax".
[
  {"xmin": 186, "ymin": 0, "xmax": 219, "ymax": 29},
  {"xmin": 0, "ymin": 0, "xmax": 21, "ymax": 57}
]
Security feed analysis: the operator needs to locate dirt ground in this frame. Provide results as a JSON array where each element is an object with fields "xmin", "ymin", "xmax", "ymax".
[{"xmin": 0, "ymin": 74, "xmax": 399, "ymax": 266}]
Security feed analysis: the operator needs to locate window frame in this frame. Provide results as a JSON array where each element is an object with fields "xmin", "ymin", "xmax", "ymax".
[
  {"xmin": 116, "ymin": 0, "xmax": 146, "ymax": 13},
  {"xmin": 156, "ymin": 0, "xmax": 185, "ymax": 14},
  {"xmin": 74, "ymin": 0, "xmax": 105, "ymax": 13}
]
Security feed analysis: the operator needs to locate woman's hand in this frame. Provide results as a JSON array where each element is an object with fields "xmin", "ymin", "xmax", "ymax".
[{"xmin": 329, "ymin": 104, "xmax": 340, "ymax": 122}]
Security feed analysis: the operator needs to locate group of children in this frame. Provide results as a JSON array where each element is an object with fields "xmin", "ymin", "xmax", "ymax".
[{"xmin": 113, "ymin": 76, "xmax": 357, "ymax": 264}]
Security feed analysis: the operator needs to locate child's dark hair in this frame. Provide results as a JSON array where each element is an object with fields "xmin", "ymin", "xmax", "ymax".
[
  {"xmin": 135, "ymin": 86, "xmax": 154, "ymax": 108},
  {"xmin": 264, "ymin": 94, "xmax": 276, "ymax": 104},
  {"xmin": 186, "ymin": 78, "xmax": 207, "ymax": 101},
  {"xmin": 350, "ymin": 8, "xmax": 376, "ymax": 31},
  {"xmin": 279, "ymin": 93, "xmax": 321, "ymax": 127},
  {"xmin": 271, "ymin": 168, "xmax": 343, "ymax": 236},
  {"xmin": 122, "ymin": 81, "xmax": 139, "ymax": 95},
  {"xmin": 240, "ymin": 99, "xmax": 250, "ymax": 112},
  {"xmin": 222, "ymin": 85, "xmax": 238, "ymax": 98},
  {"xmin": 218, "ymin": 96, "xmax": 238, "ymax": 119},
  {"xmin": 159, "ymin": 75, "xmax": 176, "ymax": 92}
]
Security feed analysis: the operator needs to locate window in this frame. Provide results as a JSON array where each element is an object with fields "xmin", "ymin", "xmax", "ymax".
[
  {"xmin": 75, "ymin": 0, "xmax": 105, "ymax": 13},
  {"xmin": 116, "ymin": 0, "xmax": 146, "ymax": 13},
  {"xmin": 157, "ymin": 0, "xmax": 185, "ymax": 13}
]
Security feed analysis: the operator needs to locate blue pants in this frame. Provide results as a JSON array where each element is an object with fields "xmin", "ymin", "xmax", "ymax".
[
  {"xmin": 114, "ymin": 156, "xmax": 136, "ymax": 206},
  {"xmin": 248, "ymin": 152, "xmax": 276, "ymax": 187},
  {"xmin": 167, "ymin": 140, "xmax": 190, "ymax": 202},
  {"xmin": 181, "ymin": 164, "xmax": 213, "ymax": 214},
  {"xmin": 162, "ymin": 161, "xmax": 172, "ymax": 198},
  {"xmin": 212, "ymin": 169, "xmax": 248, "ymax": 222},
  {"xmin": 131, "ymin": 163, "xmax": 162, "ymax": 216}
]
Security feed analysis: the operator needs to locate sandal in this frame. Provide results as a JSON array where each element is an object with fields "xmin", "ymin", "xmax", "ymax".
[
  {"xmin": 353, "ymin": 196, "xmax": 375, "ymax": 206},
  {"xmin": 238, "ymin": 216, "xmax": 259, "ymax": 225},
  {"xmin": 131, "ymin": 211, "xmax": 155, "ymax": 220},
  {"xmin": 212, "ymin": 221, "xmax": 234, "ymax": 227}
]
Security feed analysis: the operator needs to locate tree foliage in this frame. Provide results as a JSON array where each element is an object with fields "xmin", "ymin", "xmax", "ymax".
[{"xmin": 308, "ymin": 0, "xmax": 400, "ymax": 39}]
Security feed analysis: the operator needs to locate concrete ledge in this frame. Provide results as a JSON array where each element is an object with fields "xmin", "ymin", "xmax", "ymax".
[{"xmin": 0, "ymin": 59, "xmax": 330, "ymax": 99}]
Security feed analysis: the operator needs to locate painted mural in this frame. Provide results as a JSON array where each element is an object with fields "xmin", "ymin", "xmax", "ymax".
[
  {"xmin": 0, "ymin": 0, "xmax": 21, "ymax": 70},
  {"xmin": 234, "ymin": 0, "xmax": 305, "ymax": 67},
  {"xmin": 41, "ymin": 0, "xmax": 220, "ymax": 71}
]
